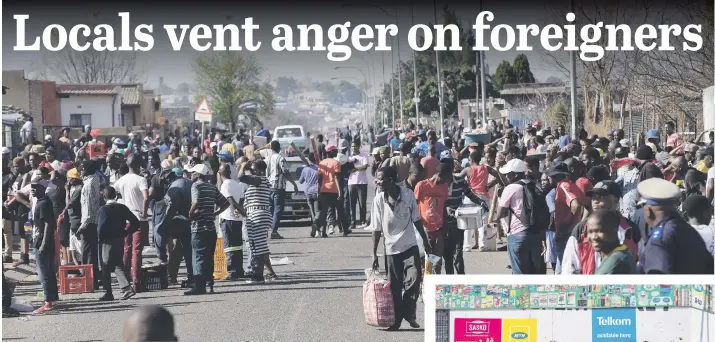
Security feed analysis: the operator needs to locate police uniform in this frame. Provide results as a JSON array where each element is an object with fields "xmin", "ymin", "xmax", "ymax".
[{"xmin": 637, "ymin": 178, "xmax": 715, "ymax": 274}]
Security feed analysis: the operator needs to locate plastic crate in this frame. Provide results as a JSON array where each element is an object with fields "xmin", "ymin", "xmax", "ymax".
[
  {"xmin": 139, "ymin": 264, "xmax": 169, "ymax": 292},
  {"xmin": 213, "ymin": 237, "xmax": 227, "ymax": 280},
  {"xmin": 59, "ymin": 264, "xmax": 94, "ymax": 295}
]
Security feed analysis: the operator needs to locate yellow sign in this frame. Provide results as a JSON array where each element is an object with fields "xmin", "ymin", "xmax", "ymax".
[{"xmin": 501, "ymin": 318, "xmax": 537, "ymax": 342}]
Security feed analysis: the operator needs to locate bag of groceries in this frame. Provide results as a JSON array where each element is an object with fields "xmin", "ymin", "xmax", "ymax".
[
  {"xmin": 424, "ymin": 254, "xmax": 441, "ymax": 276},
  {"xmin": 362, "ymin": 268, "xmax": 395, "ymax": 328}
]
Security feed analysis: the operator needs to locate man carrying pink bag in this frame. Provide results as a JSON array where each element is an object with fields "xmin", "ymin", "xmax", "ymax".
[{"xmin": 366, "ymin": 166, "xmax": 432, "ymax": 331}]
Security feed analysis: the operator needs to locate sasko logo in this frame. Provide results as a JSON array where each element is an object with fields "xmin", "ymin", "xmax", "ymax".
[
  {"xmin": 466, "ymin": 321, "xmax": 489, "ymax": 335},
  {"xmin": 511, "ymin": 332, "xmax": 529, "ymax": 339}
]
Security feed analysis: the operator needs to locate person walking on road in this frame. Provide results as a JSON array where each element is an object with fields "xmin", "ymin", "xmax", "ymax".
[
  {"xmin": 218, "ymin": 164, "xmax": 248, "ymax": 280},
  {"xmin": 96, "ymin": 186, "xmax": 139, "ymax": 301},
  {"xmin": 266, "ymin": 141, "xmax": 298, "ymax": 240},
  {"xmin": 238, "ymin": 160, "xmax": 278, "ymax": 283},
  {"xmin": 114, "ymin": 155, "xmax": 150, "ymax": 290},
  {"xmin": 314, "ymin": 146, "xmax": 350, "ymax": 237},
  {"xmin": 370, "ymin": 166, "xmax": 431, "ymax": 331},
  {"xmin": 186, "ymin": 164, "xmax": 230, "ymax": 295}
]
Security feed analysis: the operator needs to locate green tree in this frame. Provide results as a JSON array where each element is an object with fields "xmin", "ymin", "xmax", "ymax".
[
  {"xmin": 193, "ymin": 52, "xmax": 275, "ymax": 130},
  {"xmin": 492, "ymin": 60, "xmax": 516, "ymax": 91},
  {"xmin": 512, "ymin": 54, "xmax": 535, "ymax": 84}
]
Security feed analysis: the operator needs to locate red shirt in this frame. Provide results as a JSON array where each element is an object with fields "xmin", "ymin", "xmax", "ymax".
[
  {"xmin": 318, "ymin": 159, "xmax": 341, "ymax": 193},
  {"xmin": 666, "ymin": 133, "xmax": 681, "ymax": 148},
  {"xmin": 576, "ymin": 177, "xmax": 593, "ymax": 196},
  {"xmin": 414, "ymin": 180, "xmax": 449, "ymax": 232},
  {"xmin": 421, "ymin": 156, "xmax": 440, "ymax": 179},
  {"xmin": 468, "ymin": 165, "xmax": 489, "ymax": 196},
  {"xmin": 554, "ymin": 179, "xmax": 586, "ymax": 238}
]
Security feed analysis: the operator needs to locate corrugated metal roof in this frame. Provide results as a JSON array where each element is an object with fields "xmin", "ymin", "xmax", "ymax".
[
  {"xmin": 56, "ymin": 84, "xmax": 143, "ymax": 105},
  {"xmin": 121, "ymin": 86, "xmax": 141, "ymax": 105},
  {"xmin": 57, "ymin": 84, "xmax": 118, "ymax": 95}
]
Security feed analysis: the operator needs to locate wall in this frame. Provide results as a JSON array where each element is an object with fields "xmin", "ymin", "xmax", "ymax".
[
  {"xmin": 450, "ymin": 308, "xmax": 713, "ymax": 342},
  {"xmin": 39, "ymin": 81, "xmax": 59, "ymax": 126},
  {"xmin": 60, "ymin": 95, "xmax": 119, "ymax": 128},
  {"xmin": 121, "ymin": 107, "xmax": 138, "ymax": 127},
  {"xmin": 704, "ymin": 86, "xmax": 713, "ymax": 131}
]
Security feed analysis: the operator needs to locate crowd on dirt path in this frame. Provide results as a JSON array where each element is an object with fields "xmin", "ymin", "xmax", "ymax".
[{"xmin": 2, "ymin": 118, "xmax": 714, "ymax": 333}]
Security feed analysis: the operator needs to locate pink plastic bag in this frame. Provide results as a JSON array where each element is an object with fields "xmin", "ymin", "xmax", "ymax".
[{"xmin": 363, "ymin": 270, "xmax": 395, "ymax": 328}]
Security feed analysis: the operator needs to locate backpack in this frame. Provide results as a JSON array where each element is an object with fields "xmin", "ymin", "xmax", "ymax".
[{"xmin": 516, "ymin": 179, "xmax": 550, "ymax": 233}]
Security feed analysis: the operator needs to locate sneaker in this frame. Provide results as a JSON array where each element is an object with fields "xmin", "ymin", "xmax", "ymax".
[
  {"xmin": 98, "ymin": 293, "xmax": 115, "ymax": 301},
  {"xmin": 270, "ymin": 232, "xmax": 283, "ymax": 239},
  {"xmin": 11, "ymin": 258, "xmax": 27, "ymax": 268},
  {"xmin": 32, "ymin": 302, "xmax": 55, "ymax": 314},
  {"xmin": 264, "ymin": 273, "xmax": 278, "ymax": 282},
  {"xmin": 2, "ymin": 307, "xmax": 20, "ymax": 318},
  {"xmin": 121, "ymin": 288, "xmax": 136, "ymax": 300},
  {"xmin": 3, "ymin": 256, "xmax": 13, "ymax": 263},
  {"xmin": 328, "ymin": 226, "xmax": 335, "ymax": 235},
  {"xmin": 245, "ymin": 277, "xmax": 265, "ymax": 284}
]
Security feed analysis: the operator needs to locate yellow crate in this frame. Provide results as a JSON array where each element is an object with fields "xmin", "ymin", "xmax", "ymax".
[{"xmin": 213, "ymin": 237, "xmax": 228, "ymax": 280}]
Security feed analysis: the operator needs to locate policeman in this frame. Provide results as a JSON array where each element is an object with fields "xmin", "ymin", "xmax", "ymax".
[{"xmin": 637, "ymin": 178, "xmax": 714, "ymax": 274}]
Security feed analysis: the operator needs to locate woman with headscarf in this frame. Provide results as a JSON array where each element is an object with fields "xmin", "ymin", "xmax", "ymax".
[
  {"xmin": 238, "ymin": 160, "xmax": 277, "ymax": 283},
  {"xmin": 62, "ymin": 168, "xmax": 84, "ymax": 265}
]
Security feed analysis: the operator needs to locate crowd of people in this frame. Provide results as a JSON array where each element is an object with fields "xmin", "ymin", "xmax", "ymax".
[{"xmin": 2, "ymin": 118, "xmax": 714, "ymax": 331}]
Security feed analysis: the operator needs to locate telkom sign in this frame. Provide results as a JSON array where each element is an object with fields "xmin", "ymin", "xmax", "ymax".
[{"xmin": 592, "ymin": 308, "xmax": 637, "ymax": 341}]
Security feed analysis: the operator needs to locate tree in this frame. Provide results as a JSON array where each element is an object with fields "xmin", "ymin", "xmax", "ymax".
[
  {"xmin": 37, "ymin": 49, "xmax": 141, "ymax": 83},
  {"xmin": 275, "ymin": 76, "xmax": 299, "ymax": 98},
  {"xmin": 35, "ymin": 20, "xmax": 141, "ymax": 83},
  {"xmin": 193, "ymin": 52, "xmax": 275, "ymax": 130},
  {"xmin": 492, "ymin": 60, "xmax": 516, "ymax": 91},
  {"xmin": 512, "ymin": 54, "xmax": 535, "ymax": 84}
]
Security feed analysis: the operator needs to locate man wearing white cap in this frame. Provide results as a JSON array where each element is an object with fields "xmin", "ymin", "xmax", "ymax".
[
  {"xmin": 186, "ymin": 163, "xmax": 230, "ymax": 295},
  {"xmin": 495, "ymin": 159, "xmax": 545, "ymax": 274},
  {"xmin": 636, "ymin": 178, "xmax": 714, "ymax": 274}
]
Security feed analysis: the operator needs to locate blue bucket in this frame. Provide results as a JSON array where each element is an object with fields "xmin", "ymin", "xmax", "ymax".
[{"xmin": 464, "ymin": 133, "xmax": 491, "ymax": 145}]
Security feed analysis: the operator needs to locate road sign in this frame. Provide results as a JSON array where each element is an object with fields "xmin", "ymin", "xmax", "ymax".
[{"xmin": 194, "ymin": 99, "xmax": 212, "ymax": 122}]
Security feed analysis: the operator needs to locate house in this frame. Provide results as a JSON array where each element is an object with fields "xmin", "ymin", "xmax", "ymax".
[
  {"xmin": 56, "ymin": 83, "xmax": 156, "ymax": 129},
  {"xmin": 2, "ymin": 70, "xmax": 60, "ymax": 135}
]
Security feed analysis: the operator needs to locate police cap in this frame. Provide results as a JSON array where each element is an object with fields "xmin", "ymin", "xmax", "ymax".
[{"xmin": 637, "ymin": 178, "xmax": 681, "ymax": 206}]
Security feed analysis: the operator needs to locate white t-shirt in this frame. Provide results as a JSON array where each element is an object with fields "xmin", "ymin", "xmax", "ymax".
[
  {"xmin": 693, "ymin": 224, "xmax": 715, "ymax": 256},
  {"xmin": 21, "ymin": 121, "xmax": 32, "ymax": 135},
  {"xmin": 113, "ymin": 173, "xmax": 148, "ymax": 220},
  {"xmin": 370, "ymin": 187, "xmax": 422, "ymax": 255},
  {"xmin": 219, "ymin": 179, "xmax": 247, "ymax": 221}
]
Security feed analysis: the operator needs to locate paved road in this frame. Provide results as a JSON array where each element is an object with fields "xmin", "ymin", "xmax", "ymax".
[{"xmin": 2, "ymin": 164, "xmax": 513, "ymax": 341}]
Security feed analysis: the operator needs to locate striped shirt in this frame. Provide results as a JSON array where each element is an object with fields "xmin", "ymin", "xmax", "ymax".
[
  {"xmin": 267, "ymin": 153, "xmax": 289, "ymax": 190},
  {"xmin": 190, "ymin": 180, "xmax": 229, "ymax": 233},
  {"xmin": 240, "ymin": 174, "xmax": 272, "ymax": 210},
  {"xmin": 80, "ymin": 174, "xmax": 101, "ymax": 229}
]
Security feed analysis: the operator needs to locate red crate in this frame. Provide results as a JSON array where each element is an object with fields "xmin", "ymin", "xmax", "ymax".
[{"xmin": 59, "ymin": 264, "xmax": 94, "ymax": 295}]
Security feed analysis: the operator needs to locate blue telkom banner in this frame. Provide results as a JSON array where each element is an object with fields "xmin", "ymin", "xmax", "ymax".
[{"xmin": 591, "ymin": 308, "xmax": 637, "ymax": 342}]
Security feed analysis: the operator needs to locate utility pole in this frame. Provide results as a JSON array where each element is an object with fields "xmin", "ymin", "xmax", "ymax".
[
  {"xmin": 434, "ymin": 0, "xmax": 445, "ymax": 138},
  {"xmin": 480, "ymin": 0, "xmax": 487, "ymax": 125},
  {"xmin": 569, "ymin": 0, "xmax": 578, "ymax": 138},
  {"xmin": 412, "ymin": 2, "xmax": 420, "ymax": 127},
  {"xmin": 395, "ymin": 7, "xmax": 404, "ymax": 129}
]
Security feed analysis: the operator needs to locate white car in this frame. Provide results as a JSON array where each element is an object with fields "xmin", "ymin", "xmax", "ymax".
[
  {"xmin": 281, "ymin": 156, "xmax": 313, "ymax": 222},
  {"xmin": 273, "ymin": 125, "xmax": 309, "ymax": 156}
]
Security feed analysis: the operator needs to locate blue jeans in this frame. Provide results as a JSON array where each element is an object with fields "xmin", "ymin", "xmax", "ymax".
[
  {"xmin": 554, "ymin": 236, "xmax": 569, "ymax": 275},
  {"xmin": 506, "ymin": 231, "xmax": 543, "ymax": 275},
  {"xmin": 151, "ymin": 200, "xmax": 168, "ymax": 262},
  {"xmin": 220, "ymin": 220, "xmax": 244, "ymax": 278},
  {"xmin": 270, "ymin": 189, "xmax": 285, "ymax": 234},
  {"xmin": 36, "ymin": 248, "xmax": 59, "ymax": 302},
  {"xmin": 242, "ymin": 223, "xmax": 255, "ymax": 275},
  {"xmin": 191, "ymin": 230, "xmax": 217, "ymax": 287}
]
